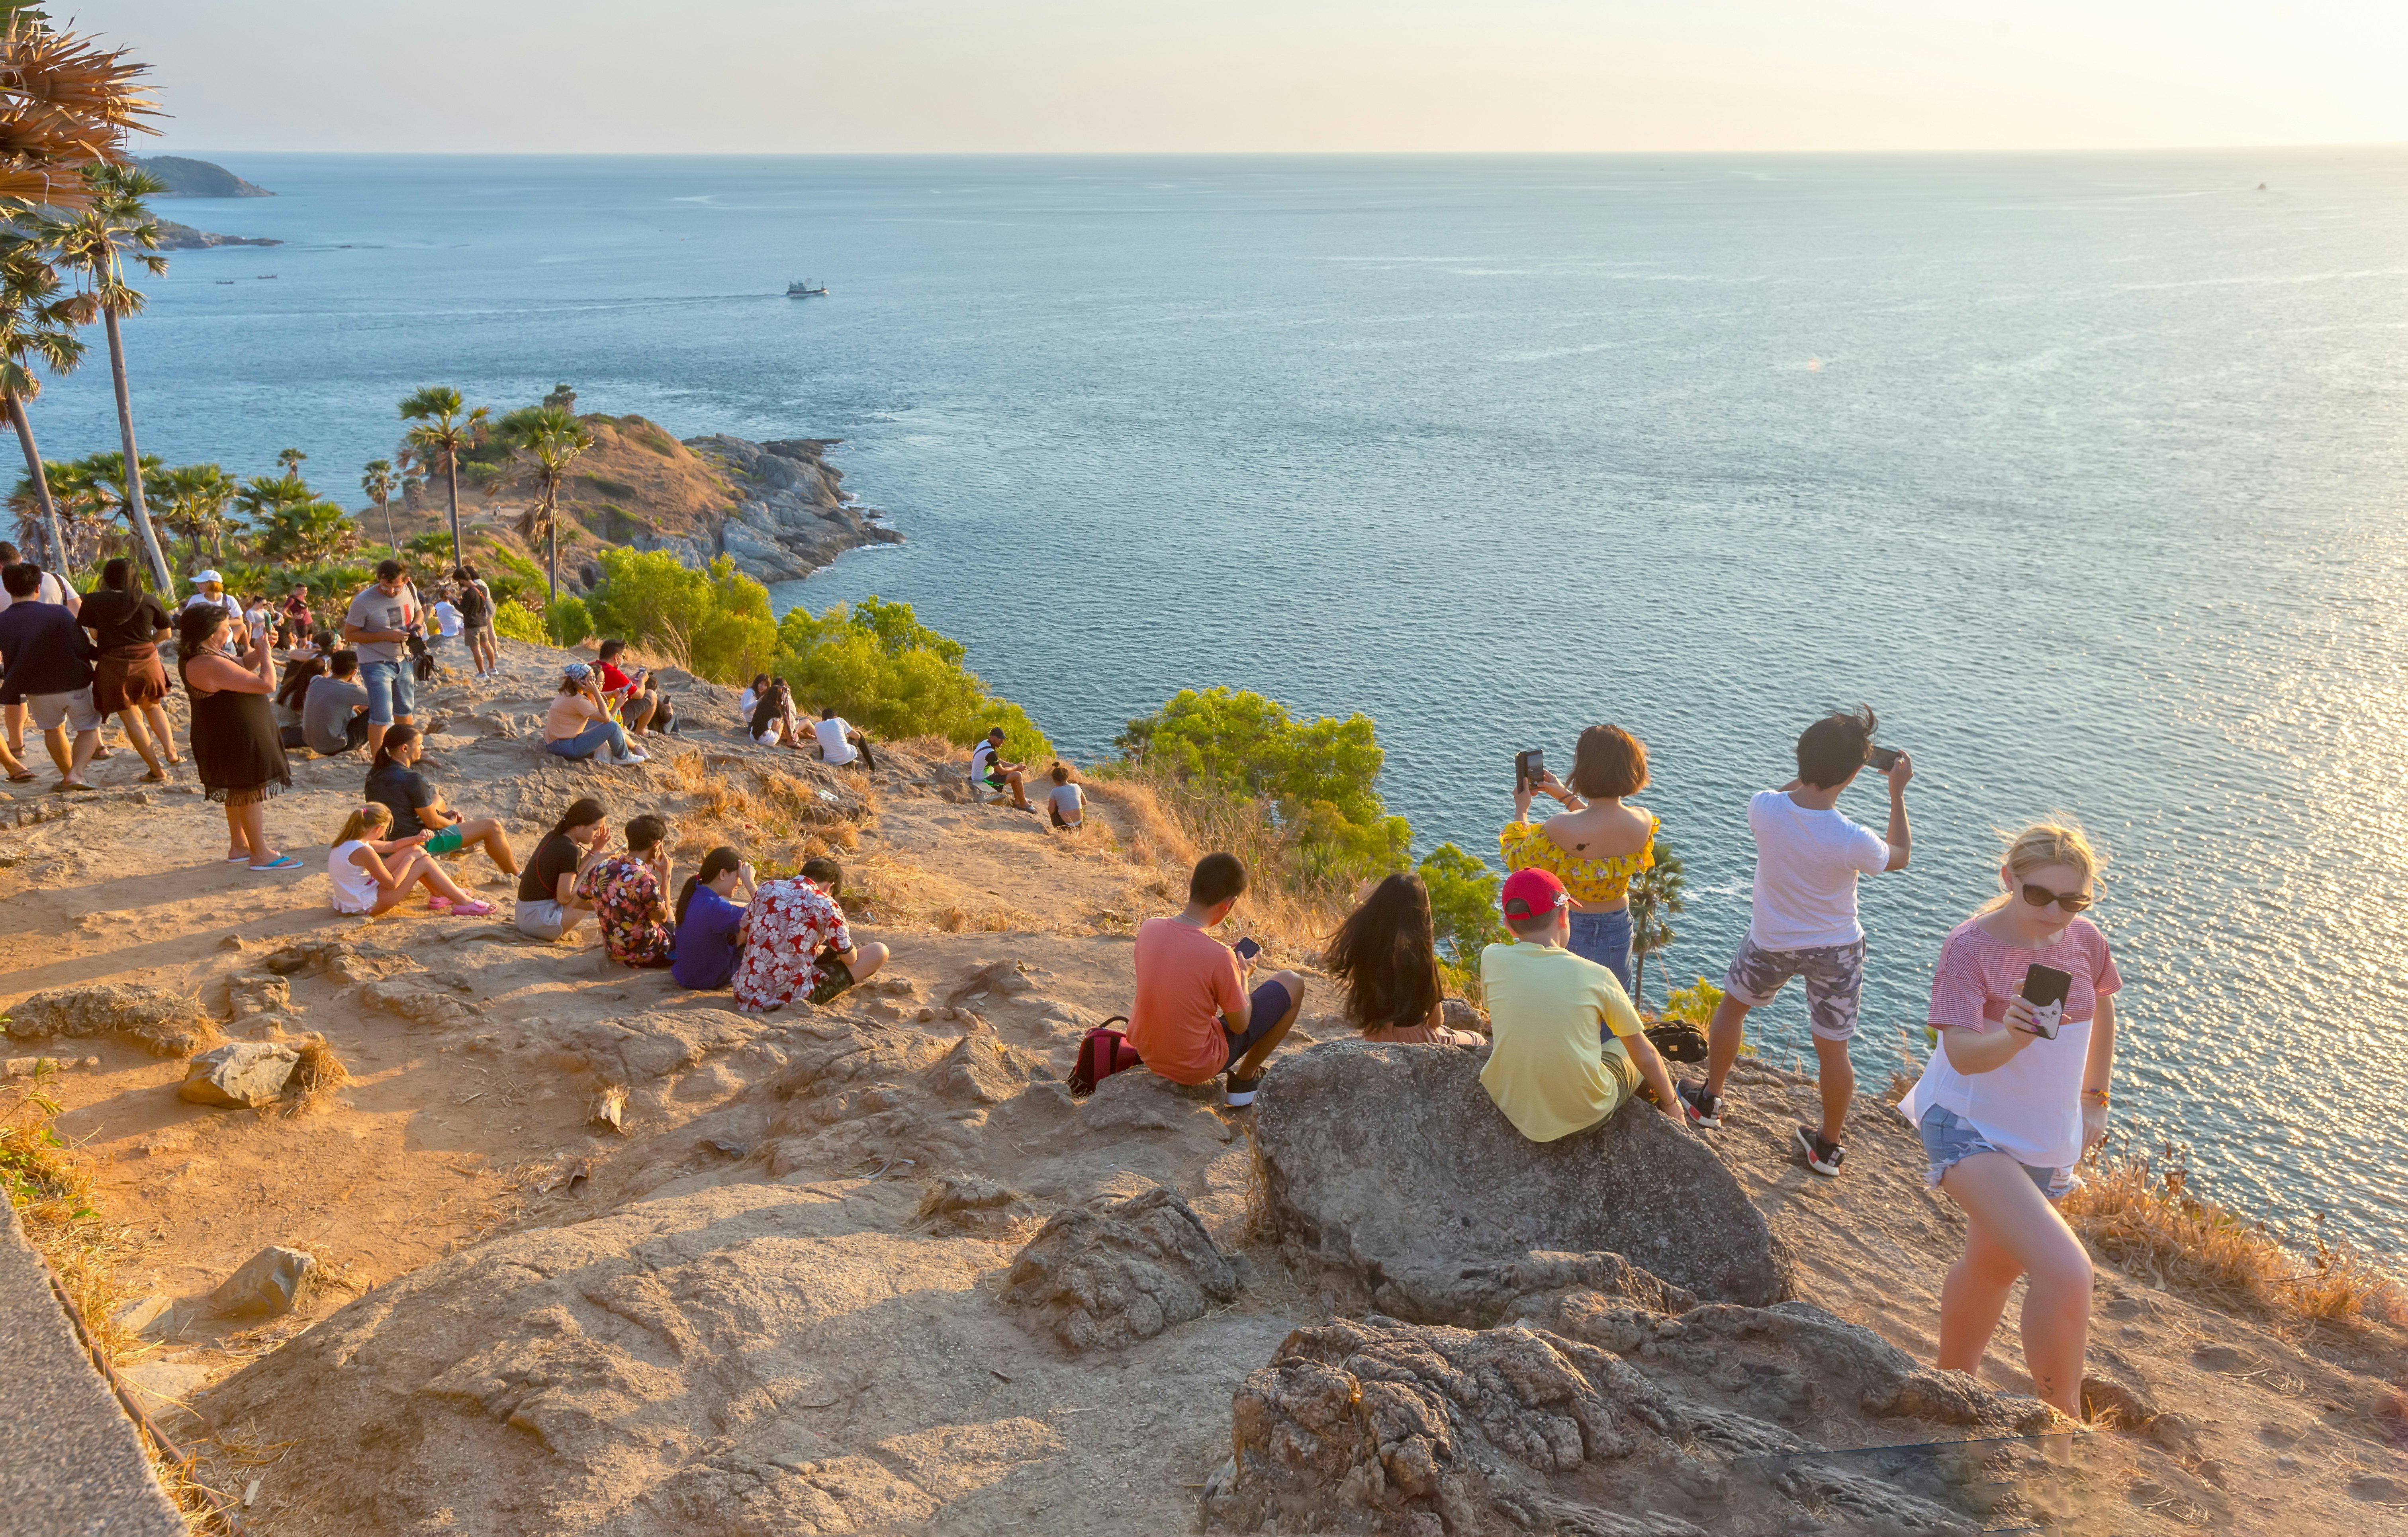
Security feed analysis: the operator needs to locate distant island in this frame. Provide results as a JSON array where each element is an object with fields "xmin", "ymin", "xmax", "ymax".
[
  {"xmin": 153, "ymin": 217, "xmax": 279, "ymax": 250},
  {"xmin": 131, "ymin": 153, "xmax": 273, "ymax": 198}
]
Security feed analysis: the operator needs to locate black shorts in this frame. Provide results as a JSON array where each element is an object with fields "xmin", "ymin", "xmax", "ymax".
[{"xmin": 1221, "ymin": 977, "xmax": 1292, "ymax": 1073}]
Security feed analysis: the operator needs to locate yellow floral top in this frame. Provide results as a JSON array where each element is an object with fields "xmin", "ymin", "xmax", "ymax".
[{"xmin": 1499, "ymin": 812, "xmax": 1659, "ymax": 905}]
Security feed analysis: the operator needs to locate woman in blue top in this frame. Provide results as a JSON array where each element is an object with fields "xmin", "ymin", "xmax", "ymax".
[{"xmin": 671, "ymin": 846, "xmax": 756, "ymax": 990}]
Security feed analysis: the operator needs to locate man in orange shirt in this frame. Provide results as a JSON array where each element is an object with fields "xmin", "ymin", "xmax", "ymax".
[{"xmin": 1126, "ymin": 852, "xmax": 1306, "ymax": 1107}]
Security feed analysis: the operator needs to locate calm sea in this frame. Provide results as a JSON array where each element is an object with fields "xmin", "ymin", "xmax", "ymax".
[{"xmin": 33, "ymin": 152, "xmax": 2408, "ymax": 1252}]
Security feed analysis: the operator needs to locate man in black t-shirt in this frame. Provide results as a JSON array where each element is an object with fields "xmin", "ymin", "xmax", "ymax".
[{"xmin": 452, "ymin": 564, "xmax": 497, "ymax": 677}]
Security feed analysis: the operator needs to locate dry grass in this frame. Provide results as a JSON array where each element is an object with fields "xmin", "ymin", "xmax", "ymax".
[
  {"xmin": 281, "ymin": 1033, "xmax": 354, "ymax": 1115},
  {"xmin": 1085, "ymin": 767, "xmax": 1354, "ymax": 958},
  {"xmin": 2065, "ymin": 1141, "xmax": 2408, "ymax": 1327}
]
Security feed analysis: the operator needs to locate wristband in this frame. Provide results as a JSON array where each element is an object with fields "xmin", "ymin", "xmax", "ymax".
[{"xmin": 2081, "ymin": 1088, "xmax": 2110, "ymax": 1107}]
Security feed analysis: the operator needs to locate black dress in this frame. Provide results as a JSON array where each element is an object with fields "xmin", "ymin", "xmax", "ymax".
[{"xmin": 180, "ymin": 654, "xmax": 292, "ymax": 807}]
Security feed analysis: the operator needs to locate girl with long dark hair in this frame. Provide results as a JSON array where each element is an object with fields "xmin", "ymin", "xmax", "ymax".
[
  {"xmin": 1324, "ymin": 873, "xmax": 1484, "ymax": 1046},
  {"xmin": 515, "ymin": 797, "xmax": 612, "ymax": 940},
  {"xmin": 671, "ymin": 845, "xmax": 757, "ymax": 991}
]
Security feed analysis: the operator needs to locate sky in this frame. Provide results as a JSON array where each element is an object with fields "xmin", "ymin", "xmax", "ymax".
[{"xmin": 90, "ymin": 0, "xmax": 2408, "ymax": 154}]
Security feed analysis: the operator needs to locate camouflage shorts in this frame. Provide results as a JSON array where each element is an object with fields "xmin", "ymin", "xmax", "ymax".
[{"xmin": 1722, "ymin": 934, "xmax": 1866, "ymax": 1042}]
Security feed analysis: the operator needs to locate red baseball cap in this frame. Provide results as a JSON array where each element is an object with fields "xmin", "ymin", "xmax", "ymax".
[{"xmin": 1500, "ymin": 867, "xmax": 1569, "ymax": 924}]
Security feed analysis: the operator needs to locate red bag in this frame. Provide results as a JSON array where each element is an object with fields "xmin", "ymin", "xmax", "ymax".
[{"xmin": 1069, "ymin": 1016, "xmax": 1141, "ymax": 1097}]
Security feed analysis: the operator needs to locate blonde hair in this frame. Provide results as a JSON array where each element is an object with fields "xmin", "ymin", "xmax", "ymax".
[
  {"xmin": 1984, "ymin": 818, "xmax": 2105, "ymax": 910},
  {"xmin": 335, "ymin": 803, "xmax": 392, "ymax": 846}
]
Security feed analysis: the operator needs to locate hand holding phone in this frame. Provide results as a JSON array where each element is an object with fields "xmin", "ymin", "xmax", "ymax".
[
  {"xmin": 1514, "ymin": 749, "xmax": 1543, "ymax": 794},
  {"xmin": 1865, "ymin": 745, "xmax": 1901, "ymax": 772},
  {"xmin": 2019, "ymin": 963, "xmax": 2073, "ymax": 1040},
  {"xmin": 1231, "ymin": 936, "xmax": 1262, "ymax": 964}
]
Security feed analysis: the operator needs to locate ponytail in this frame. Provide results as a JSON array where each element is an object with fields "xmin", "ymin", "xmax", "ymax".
[
  {"xmin": 676, "ymin": 845, "xmax": 743, "ymax": 925},
  {"xmin": 335, "ymin": 803, "xmax": 391, "ymax": 846},
  {"xmin": 546, "ymin": 795, "xmax": 607, "ymax": 843},
  {"xmin": 368, "ymin": 722, "xmax": 419, "ymax": 781}
]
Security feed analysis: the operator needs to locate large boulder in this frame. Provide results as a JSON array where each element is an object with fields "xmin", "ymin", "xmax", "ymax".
[
  {"xmin": 1254, "ymin": 1040, "xmax": 1792, "ymax": 1312},
  {"xmin": 179, "ymin": 1042, "xmax": 299, "ymax": 1108},
  {"xmin": 999, "ymin": 1185, "xmax": 1239, "ymax": 1352},
  {"xmin": 5, "ymin": 983, "xmax": 221, "ymax": 1057}
]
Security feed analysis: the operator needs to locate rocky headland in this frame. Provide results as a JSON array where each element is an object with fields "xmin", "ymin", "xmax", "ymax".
[
  {"xmin": 657, "ymin": 434, "xmax": 901, "ymax": 584},
  {"xmin": 152, "ymin": 218, "xmax": 279, "ymax": 251},
  {"xmin": 132, "ymin": 155, "xmax": 274, "ymax": 198},
  {"xmin": 1, "ymin": 635, "xmax": 2402, "ymax": 1535}
]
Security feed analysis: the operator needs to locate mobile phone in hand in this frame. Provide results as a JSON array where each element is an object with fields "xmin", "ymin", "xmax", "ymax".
[
  {"xmin": 1866, "ymin": 745, "xmax": 1902, "ymax": 772},
  {"xmin": 1231, "ymin": 936, "xmax": 1262, "ymax": 963},
  {"xmin": 1515, "ymin": 749, "xmax": 1543, "ymax": 792},
  {"xmin": 2021, "ymin": 963, "xmax": 2073, "ymax": 1040}
]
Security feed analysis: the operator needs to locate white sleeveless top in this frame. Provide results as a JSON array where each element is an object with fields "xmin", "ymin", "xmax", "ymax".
[{"xmin": 329, "ymin": 840, "xmax": 380, "ymax": 914}]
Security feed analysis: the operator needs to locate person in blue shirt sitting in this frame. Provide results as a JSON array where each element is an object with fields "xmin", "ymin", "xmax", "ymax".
[{"xmin": 671, "ymin": 846, "xmax": 757, "ymax": 991}]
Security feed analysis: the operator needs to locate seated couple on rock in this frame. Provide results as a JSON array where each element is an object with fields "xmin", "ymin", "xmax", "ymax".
[
  {"xmin": 717, "ymin": 854, "xmax": 888, "ymax": 1010},
  {"xmin": 742, "ymin": 675, "xmax": 874, "ymax": 768},
  {"xmin": 1478, "ymin": 867, "xmax": 1687, "ymax": 1143},
  {"xmin": 1127, "ymin": 853, "xmax": 1308, "ymax": 1108}
]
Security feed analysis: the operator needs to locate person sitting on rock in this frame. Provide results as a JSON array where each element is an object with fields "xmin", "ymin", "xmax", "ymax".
[
  {"xmin": 366, "ymin": 724, "xmax": 519, "ymax": 879},
  {"xmin": 814, "ymin": 705, "xmax": 874, "ymax": 770},
  {"xmin": 595, "ymin": 639, "xmax": 666, "ymax": 736},
  {"xmin": 969, "ymin": 726, "xmax": 1032, "ymax": 812},
  {"xmin": 730, "ymin": 855, "xmax": 889, "ymax": 1011},
  {"xmin": 515, "ymin": 796, "xmax": 611, "ymax": 940},
  {"xmin": 325, "ymin": 802, "xmax": 491, "ymax": 918},
  {"xmin": 1128, "ymin": 852, "xmax": 1307, "ymax": 1107},
  {"xmin": 738, "ymin": 673, "xmax": 770, "ymax": 722},
  {"xmin": 1325, "ymin": 872, "xmax": 1484, "ymax": 1046},
  {"xmin": 671, "ymin": 845, "xmax": 756, "ymax": 991},
  {"xmin": 1045, "ymin": 762, "xmax": 1085, "ymax": 829},
  {"xmin": 301, "ymin": 649, "xmax": 373, "ymax": 756},
  {"xmin": 576, "ymin": 812, "xmax": 679, "ymax": 967},
  {"xmin": 748, "ymin": 677, "xmax": 809, "ymax": 749},
  {"xmin": 1478, "ymin": 867, "xmax": 1683, "ymax": 1142},
  {"xmin": 545, "ymin": 664, "xmax": 644, "ymax": 764}
]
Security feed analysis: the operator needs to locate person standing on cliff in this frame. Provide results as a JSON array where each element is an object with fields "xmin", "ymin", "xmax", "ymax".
[
  {"xmin": 452, "ymin": 564, "xmax": 498, "ymax": 678},
  {"xmin": 341, "ymin": 560, "xmax": 423, "ymax": 758},
  {"xmin": 0, "ymin": 541, "xmax": 76, "ymax": 760},
  {"xmin": 1680, "ymin": 706, "xmax": 1912, "ymax": 1179}
]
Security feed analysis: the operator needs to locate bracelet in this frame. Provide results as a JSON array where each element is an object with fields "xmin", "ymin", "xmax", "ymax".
[{"xmin": 2082, "ymin": 1088, "xmax": 2110, "ymax": 1107}]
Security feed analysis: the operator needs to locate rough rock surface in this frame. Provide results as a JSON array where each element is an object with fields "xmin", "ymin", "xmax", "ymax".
[
  {"xmin": 5, "ymin": 982, "xmax": 222, "ymax": 1057},
  {"xmin": 1208, "ymin": 1310, "xmax": 2046, "ymax": 1537},
  {"xmin": 1000, "ymin": 1185, "xmax": 1240, "ymax": 1352},
  {"xmin": 178, "ymin": 1041, "xmax": 300, "ymax": 1108},
  {"xmin": 649, "ymin": 436, "xmax": 902, "ymax": 583},
  {"xmin": 1254, "ymin": 1041, "xmax": 1792, "ymax": 1311},
  {"xmin": 211, "ymin": 1245, "xmax": 317, "ymax": 1316}
]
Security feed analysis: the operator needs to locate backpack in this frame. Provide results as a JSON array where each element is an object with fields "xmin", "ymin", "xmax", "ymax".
[
  {"xmin": 1643, "ymin": 1020, "xmax": 1709, "ymax": 1064},
  {"xmin": 1069, "ymin": 1016, "xmax": 1141, "ymax": 1097},
  {"xmin": 456, "ymin": 581, "xmax": 491, "ymax": 628}
]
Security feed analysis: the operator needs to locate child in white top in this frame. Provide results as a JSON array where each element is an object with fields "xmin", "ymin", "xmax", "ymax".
[{"xmin": 327, "ymin": 803, "xmax": 492, "ymax": 917}]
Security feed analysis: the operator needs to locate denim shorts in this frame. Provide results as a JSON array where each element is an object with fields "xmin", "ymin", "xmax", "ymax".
[
  {"xmin": 1918, "ymin": 1103, "xmax": 2074, "ymax": 1201},
  {"xmin": 360, "ymin": 658, "xmax": 415, "ymax": 726},
  {"xmin": 1566, "ymin": 908, "xmax": 1633, "ymax": 994}
]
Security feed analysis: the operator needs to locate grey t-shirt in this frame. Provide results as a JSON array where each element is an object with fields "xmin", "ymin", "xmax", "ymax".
[
  {"xmin": 1049, "ymin": 783, "xmax": 1085, "ymax": 819},
  {"xmin": 302, "ymin": 674, "xmax": 371, "ymax": 754},
  {"xmin": 342, "ymin": 584, "xmax": 419, "ymax": 664}
]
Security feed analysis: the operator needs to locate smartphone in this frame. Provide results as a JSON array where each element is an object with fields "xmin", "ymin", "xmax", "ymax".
[
  {"xmin": 1865, "ymin": 745, "xmax": 1902, "ymax": 772},
  {"xmin": 1515, "ymin": 749, "xmax": 1543, "ymax": 792},
  {"xmin": 1231, "ymin": 936, "xmax": 1262, "ymax": 963},
  {"xmin": 2021, "ymin": 963, "xmax": 2073, "ymax": 1040}
]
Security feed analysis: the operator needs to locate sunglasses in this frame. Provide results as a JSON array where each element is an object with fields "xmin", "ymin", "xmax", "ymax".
[{"xmin": 2021, "ymin": 883, "xmax": 2095, "ymax": 914}]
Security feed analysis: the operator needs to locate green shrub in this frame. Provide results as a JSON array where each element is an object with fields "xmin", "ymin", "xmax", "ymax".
[
  {"xmin": 493, "ymin": 599, "xmax": 546, "ymax": 644},
  {"xmin": 1114, "ymin": 686, "xmax": 1408, "ymax": 883},
  {"xmin": 1661, "ymin": 977, "xmax": 1724, "ymax": 1026},
  {"xmin": 544, "ymin": 594, "xmax": 593, "ymax": 647},
  {"xmin": 773, "ymin": 595, "xmax": 1051, "ymax": 758},
  {"xmin": 1418, "ymin": 842, "xmax": 1505, "ymax": 963},
  {"xmin": 583, "ymin": 548, "xmax": 778, "ymax": 684}
]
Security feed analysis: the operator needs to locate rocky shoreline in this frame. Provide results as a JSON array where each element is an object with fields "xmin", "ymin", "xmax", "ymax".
[{"xmin": 651, "ymin": 434, "xmax": 901, "ymax": 585}]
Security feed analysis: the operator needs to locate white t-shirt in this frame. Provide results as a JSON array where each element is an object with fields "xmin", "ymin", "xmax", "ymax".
[
  {"xmin": 1744, "ymin": 789, "xmax": 1893, "ymax": 950},
  {"xmin": 971, "ymin": 742, "xmax": 1001, "ymax": 781},
  {"xmin": 329, "ymin": 840, "xmax": 380, "ymax": 915},
  {"xmin": 814, "ymin": 716, "xmax": 858, "ymax": 766},
  {"xmin": 433, "ymin": 601, "xmax": 462, "ymax": 637},
  {"xmin": 1049, "ymin": 783, "xmax": 1085, "ymax": 820},
  {"xmin": 737, "ymin": 687, "xmax": 760, "ymax": 720},
  {"xmin": 0, "ymin": 568, "xmax": 68, "ymax": 612}
]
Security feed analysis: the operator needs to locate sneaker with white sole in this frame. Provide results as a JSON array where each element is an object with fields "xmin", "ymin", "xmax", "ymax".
[
  {"xmin": 1677, "ymin": 1080, "xmax": 1724, "ymax": 1129},
  {"xmin": 621, "ymin": 746, "xmax": 650, "ymax": 763},
  {"xmin": 1224, "ymin": 1070, "xmax": 1263, "ymax": 1108},
  {"xmin": 1795, "ymin": 1124, "xmax": 1846, "ymax": 1177}
]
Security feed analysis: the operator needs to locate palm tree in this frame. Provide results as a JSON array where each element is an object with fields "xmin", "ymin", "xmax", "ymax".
[
  {"xmin": 155, "ymin": 462, "xmax": 236, "ymax": 570},
  {"xmin": 254, "ymin": 495, "xmax": 356, "ymax": 567},
  {"xmin": 277, "ymin": 446, "xmax": 305, "ymax": 477},
  {"xmin": 360, "ymin": 458, "xmax": 397, "ymax": 549},
  {"xmin": 498, "ymin": 404, "xmax": 593, "ymax": 602},
  {"xmin": 38, "ymin": 162, "xmax": 174, "ymax": 595},
  {"xmin": 0, "ymin": 19, "xmax": 160, "ymax": 216},
  {"xmin": 0, "ymin": 233, "xmax": 83, "ymax": 568},
  {"xmin": 1628, "ymin": 835, "xmax": 1689, "ymax": 1010},
  {"xmin": 397, "ymin": 386, "xmax": 488, "ymax": 571}
]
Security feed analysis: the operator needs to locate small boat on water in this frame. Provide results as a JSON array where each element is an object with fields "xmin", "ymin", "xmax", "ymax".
[{"xmin": 786, "ymin": 278, "xmax": 828, "ymax": 297}]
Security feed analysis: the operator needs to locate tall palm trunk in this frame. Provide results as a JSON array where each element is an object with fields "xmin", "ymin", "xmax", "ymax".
[
  {"xmin": 5, "ymin": 392, "xmax": 65, "ymax": 571},
  {"xmin": 101, "ymin": 303, "xmax": 171, "ymax": 595},
  {"xmin": 444, "ymin": 450, "xmax": 462, "ymax": 570},
  {"xmin": 380, "ymin": 497, "xmax": 395, "ymax": 551},
  {"xmin": 545, "ymin": 488, "xmax": 558, "ymax": 603}
]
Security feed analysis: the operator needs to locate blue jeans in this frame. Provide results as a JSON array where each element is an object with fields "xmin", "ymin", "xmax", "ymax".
[
  {"xmin": 1567, "ymin": 908, "xmax": 1633, "ymax": 994},
  {"xmin": 360, "ymin": 658, "xmax": 414, "ymax": 726},
  {"xmin": 546, "ymin": 720, "xmax": 628, "ymax": 761}
]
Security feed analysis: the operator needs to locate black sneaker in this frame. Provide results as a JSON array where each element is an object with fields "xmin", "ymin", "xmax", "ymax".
[
  {"xmin": 1224, "ymin": 1071, "xmax": 1263, "ymax": 1108},
  {"xmin": 1678, "ymin": 1080, "xmax": 1724, "ymax": 1129},
  {"xmin": 1795, "ymin": 1124, "xmax": 1846, "ymax": 1177}
]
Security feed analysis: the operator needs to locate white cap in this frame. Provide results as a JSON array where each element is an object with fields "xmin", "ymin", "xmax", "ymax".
[{"xmin": 192, "ymin": 570, "xmax": 223, "ymax": 586}]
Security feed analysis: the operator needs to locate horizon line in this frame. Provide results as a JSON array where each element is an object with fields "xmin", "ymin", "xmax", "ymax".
[{"xmin": 141, "ymin": 142, "xmax": 2408, "ymax": 161}]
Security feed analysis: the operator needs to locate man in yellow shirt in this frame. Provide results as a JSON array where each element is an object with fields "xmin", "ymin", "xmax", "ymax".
[{"xmin": 1480, "ymin": 868, "xmax": 1686, "ymax": 1142}]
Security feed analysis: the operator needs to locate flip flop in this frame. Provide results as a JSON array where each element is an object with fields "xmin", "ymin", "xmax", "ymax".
[
  {"xmin": 225, "ymin": 853, "xmax": 253, "ymax": 863},
  {"xmin": 248, "ymin": 855, "xmax": 303, "ymax": 872},
  {"xmin": 141, "ymin": 769, "xmax": 170, "ymax": 783},
  {"xmin": 55, "ymin": 781, "xmax": 95, "ymax": 793},
  {"xmin": 5, "ymin": 771, "xmax": 34, "ymax": 783}
]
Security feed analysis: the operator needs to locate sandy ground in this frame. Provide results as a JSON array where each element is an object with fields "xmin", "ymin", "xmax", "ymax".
[{"xmin": 4, "ymin": 637, "xmax": 2404, "ymax": 1533}]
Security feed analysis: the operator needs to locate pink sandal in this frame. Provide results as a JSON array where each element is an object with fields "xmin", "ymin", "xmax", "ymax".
[
  {"xmin": 447, "ymin": 899, "xmax": 494, "ymax": 917},
  {"xmin": 426, "ymin": 897, "xmax": 455, "ymax": 914}
]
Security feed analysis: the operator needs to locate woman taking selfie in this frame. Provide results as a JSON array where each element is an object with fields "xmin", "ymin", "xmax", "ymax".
[
  {"xmin": 1499, "ymin": 724, "xmax": 1658, "ymax": 992},
  {"xmin": 1897, "ymin": 821, "xmax": 2119, "ymax": 1417},
  {"xmin": 1324, "ymin": 873, "xmax": 1484, "ymax": 1046}
]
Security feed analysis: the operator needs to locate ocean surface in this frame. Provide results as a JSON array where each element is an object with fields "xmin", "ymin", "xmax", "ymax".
[{"xmin": 31, "ymin": 151, "xmax": 2408, "ymax": 1253}]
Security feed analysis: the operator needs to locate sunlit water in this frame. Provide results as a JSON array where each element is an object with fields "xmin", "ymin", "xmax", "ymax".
[{"xmin": 33, "ymin": 152, "xmax": 2408, "ymax": 1253}]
